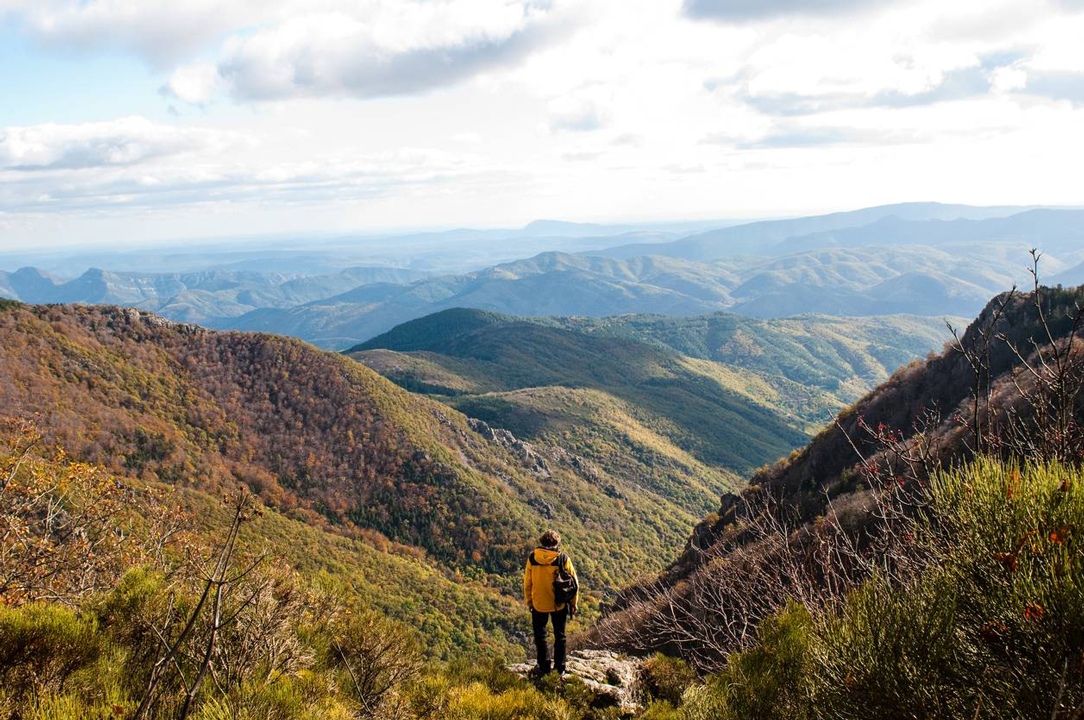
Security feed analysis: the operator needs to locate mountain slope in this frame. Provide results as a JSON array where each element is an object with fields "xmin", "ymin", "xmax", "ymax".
[
  {"xmin": 588, "ymin": 283, "xmax": 1084, "ymax": 660},
  {"xmin": 543, "ymin": 311, "xmax": 956, "ymax": 405},
  {"xmin": 0, "ymin": 301, "xmax": 800, "ymax": 601},
  {"xmin": 171, "ymin": 480, "xmax": 525, "ymax": 660},
  {"xmin": 351, "ymin": 310, "xmax": 810, "ymax": 500},
  {"xmin": 0, "ymin": 303, "xmax": 535, "ymax": 571},
  {"xmin": 350, "ymin": 309, "xmax": 953, "ymax": 533}
]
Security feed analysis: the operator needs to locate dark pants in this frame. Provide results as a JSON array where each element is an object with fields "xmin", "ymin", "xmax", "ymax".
[{"xmin": 532, "ymin": 607, "xmax": 568, "ymax": 673}]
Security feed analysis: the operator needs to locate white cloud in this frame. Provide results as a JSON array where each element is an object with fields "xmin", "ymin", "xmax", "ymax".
[
  {"xmin": 452, "ymin": 132, "xmax": 483, "ymax": 144},
  {"xmin": 160, "ymin": 1, "xmax": 573, "ymax": 103},
  {"xmin": 0, "ymin": 0, "xmax": 268, "ymax": 68},
  {"xmin": 548, "ymin": 97, "xmax": 608, "ymax": 132},
  {"xmin": 1, "ymin": 0, "xmax": 575, "ymax": 97},
  {"xmin": 683, "ymin": 0, "xmax": 899, "ymax": 22},
  {"xmin": 0, "ymin": 117, "xmax": 235, "ymax": 170},
  {"xmin": 0, "ymin": 117, "xmax": 504, "ymax": 216},
  {"xmin": 162, "ymin": 63, "xmax": 222, "ymax": 105}
]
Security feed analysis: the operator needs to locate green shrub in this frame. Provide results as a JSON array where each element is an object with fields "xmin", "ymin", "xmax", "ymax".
[
  {"xmin": 189, "ymin": 675, "xmax": 353, "ymax": 720},
  {"xmin": 25, "ymin": 692, "xmax": 114, "ymax": 720},
  {"xmin": 316, "ymin": 609, "xmax": 424, "ymax": 715},
  {"xmin": 682, "ymin": 602, "xmax": 813, "ymax": 720},
  {"xmin": 0, "ymin": 603, "xmax": 101, "ymax": 703},
  {"xmin": 445, "ymin": 680, "xmax": 575, "ymax": 720},
  {"xmin": 442, "ymin": 656, "xmax": 526, "ymax": 693},
  {"xmin": 92, "ymin": 567, "xmax": 177, "ymax": 686},
  {"xmin": 536, "ymin": 673, "xmax": 624, "ymax": 720},
  {"xmin": 918, "ymin": 459, "xmax": 1084, "ymax": 717},
  {"xmin": 640, "ymin": 654, "xmax": 697, "ymax": 705},
  {"xmin": 811, "ymin": 576, "xmax": 963, "ymax": 719},
  {"xmin": 637, "ymin": 700, "xmax": 683, "ymax": 720}
]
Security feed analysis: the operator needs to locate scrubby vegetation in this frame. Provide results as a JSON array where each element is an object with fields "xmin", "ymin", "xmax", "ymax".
[
  {"xmin": 676, "ymin": 459, "xmax": 1084, "ymax": 719},
  {"xmin": 582, "ymin": 271, "xmax": 1084, "ymax": 716},
  {"xmin": 0, "ymin": 428, "xmax": 655, "ymax": 718}
]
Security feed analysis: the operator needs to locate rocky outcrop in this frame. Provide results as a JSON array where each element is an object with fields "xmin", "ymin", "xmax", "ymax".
[
  {"xmin": 467, "ymin": 417, "xmax": 607, "ymax": 484},
  {"xmin": 509, "ymin": 649, "xmax": 644, "ymax": 715},
  {"xmin": 468, "ymin": 417, "xmax": 550, "ymax": 476}
]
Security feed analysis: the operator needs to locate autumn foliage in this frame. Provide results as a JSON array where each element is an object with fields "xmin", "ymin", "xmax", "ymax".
[{"xmin": 0, "ymin": 303, "xmax": 538, "ymax": 573}]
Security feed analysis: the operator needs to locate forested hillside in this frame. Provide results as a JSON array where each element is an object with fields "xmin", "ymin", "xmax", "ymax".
[
  {"xmin": 352, "ymin": 308, "xmax": 952, "ymax": 428},
  {"xmin": 351, "ymin": 310, "xmax": 811, "ymax": 520},
  {"xmin": 547, "ymin": 312, "xmax": 955, "ymax": 408},
  {"xmin": 0, "ymin": 303, "xmax": 534, "ymax": 571}
]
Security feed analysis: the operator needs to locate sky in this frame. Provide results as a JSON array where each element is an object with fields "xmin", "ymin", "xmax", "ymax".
[{"xmin": 1, "ymin": 0, "xmax": 1083, "ymax": 249}]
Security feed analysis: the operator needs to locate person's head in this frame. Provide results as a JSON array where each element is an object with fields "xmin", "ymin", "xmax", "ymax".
[{"xmin": 539, "ymin": 529, "xmax": 561, "ymax": 549}]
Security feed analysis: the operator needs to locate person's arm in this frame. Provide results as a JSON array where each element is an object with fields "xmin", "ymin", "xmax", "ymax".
[{"xmin": 523, "ymin": 557, "xmax": 533, "ymax": 610}]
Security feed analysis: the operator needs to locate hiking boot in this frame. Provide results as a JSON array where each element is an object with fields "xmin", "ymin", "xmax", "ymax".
[{"xmin": 529, "ymin": 665, "xmax": 550, "ymax": 679}]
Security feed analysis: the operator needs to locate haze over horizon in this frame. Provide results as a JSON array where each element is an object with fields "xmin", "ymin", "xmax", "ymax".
[{"xmin": 2, "ymin": 0, "xmax": 1084, "ymax": 249}]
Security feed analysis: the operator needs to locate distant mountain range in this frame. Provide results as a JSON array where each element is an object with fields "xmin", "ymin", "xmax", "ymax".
[
  {"xmin": 2, "ymin": 203, "xmax": 1078, "ymax": 348},
  {"xmin": 591, "ymin": 202, "xmax": 1058, "ymax": 260},
  {"xmin": 219, "ymin": 205, "xmax": 1083, "ymax": 347},
  {"xmin": 219, "ymin": 243, "xmax": 1063, "ymax": 350},
  {"xmin": 220, "ymin": 253, "xmax": 740, "ymax": 347},
  {"xmin": 0, "ymin": 265, "xmax": 427, "ymax": 323},
  {"xmin": 0, "ymin": 217, "xmax": 729, "ymax": 277}
]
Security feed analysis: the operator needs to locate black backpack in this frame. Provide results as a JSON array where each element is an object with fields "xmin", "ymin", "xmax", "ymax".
[{"xmin": 552, "ymin": 552, "xmax": 578, "ymax": 612}]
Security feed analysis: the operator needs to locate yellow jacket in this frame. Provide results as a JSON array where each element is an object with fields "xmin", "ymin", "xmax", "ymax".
[{"xmin": 523, "ymin": 547, "xmax": 579, "ymax": 613}]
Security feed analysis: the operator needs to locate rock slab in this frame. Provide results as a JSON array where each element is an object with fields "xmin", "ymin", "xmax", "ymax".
[{"xmin": 509, "ymin": 649, "xmax": 644, "ymax": 714}]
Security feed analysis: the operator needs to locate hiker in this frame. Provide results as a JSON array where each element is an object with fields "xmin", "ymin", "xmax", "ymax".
[{"xmin": 524, "ymin": 529, "xmax": 580, "ymax": 676}]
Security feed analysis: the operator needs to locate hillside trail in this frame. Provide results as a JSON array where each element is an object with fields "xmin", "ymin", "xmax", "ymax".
[{"xmin": 509, "ymin": 649, "xmax": 645, "ymax": 715}]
